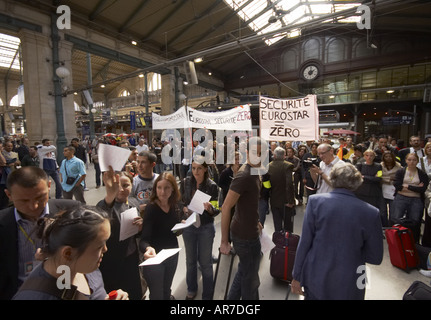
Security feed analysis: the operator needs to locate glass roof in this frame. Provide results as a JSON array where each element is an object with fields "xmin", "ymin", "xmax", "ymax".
[
  {"xmin": 224, "ymin": 0, "xmax": 362, "ymax": 45},
  {"xmin": 0, "ymin": 33, "xmax": 21, "ymax": 70}
]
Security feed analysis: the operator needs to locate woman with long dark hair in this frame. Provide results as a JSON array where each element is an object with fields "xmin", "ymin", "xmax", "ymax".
[
  {"xmin": 180, "ymin": 155, "xmax": 220, "ymax": 300},
  {"xmin": 139, "ymin": 172, "xmax": 182, "ymax": 300}
]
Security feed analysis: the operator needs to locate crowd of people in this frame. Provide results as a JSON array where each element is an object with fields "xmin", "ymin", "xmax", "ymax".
[{"xmin": 0, "ymin": 131, "xmax": 430, "ymax": 300}]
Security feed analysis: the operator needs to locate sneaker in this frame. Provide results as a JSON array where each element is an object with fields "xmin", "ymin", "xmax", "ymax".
[
  {"xmin": 84, "ymin": 187, "xmax": 90, "ymax": 191},
  {"xmin": 419, "ymin": 269, "xmax": 431, "ymax": 277}
]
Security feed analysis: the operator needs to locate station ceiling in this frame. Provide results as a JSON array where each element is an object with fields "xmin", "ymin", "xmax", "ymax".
[{"xmin": 2, "ymin": 0, "xmax": 431, "ymax": 99}]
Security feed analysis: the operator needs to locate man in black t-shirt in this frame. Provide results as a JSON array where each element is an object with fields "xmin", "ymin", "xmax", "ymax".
[{"xmin": 220, "ymin": 137, "xmax": 265, "ymax": 300}]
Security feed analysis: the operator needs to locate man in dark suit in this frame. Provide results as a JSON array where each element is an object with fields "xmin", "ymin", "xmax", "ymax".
[
  {"xmin": 398, "ymin": 135, "xmax": 425, "ymax": 167},
  {"xmin": 0, "ymin": 166, "xmax": 81, "ymax": 299}
]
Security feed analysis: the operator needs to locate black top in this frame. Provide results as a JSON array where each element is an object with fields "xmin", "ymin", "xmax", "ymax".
[{"xmin": 139, "ymin": 202, "xmax": 181, "ymax": 254}]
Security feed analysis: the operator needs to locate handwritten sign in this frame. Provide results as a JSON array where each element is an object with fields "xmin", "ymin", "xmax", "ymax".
[
  {"xmin": 152, "ymin": 106, "xmax": 188, "ymax": 130},
  {"xmin": 186, "ymin": 105, "xmax": 252, "ymax": 131},
  {"xmin": 151, "ymin": 105, "xmax": 252, "ymax": 131},
  {"xmin": 259, "ymin": 95, "xmax": 319, "ymax": 141}
]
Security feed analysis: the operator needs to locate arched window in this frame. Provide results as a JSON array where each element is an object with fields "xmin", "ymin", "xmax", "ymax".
[
  {"xmin": 326, "ymin": 38, "xmax": 346, "ymax": 63},
  {"xmin": 353, "ymin": 39, "xmax": 373, "ymax": 58},
  {"xmin": 302, "ymin": 38, "xmax": 320, "ymax": 61},
  {"xmin": 119, "ymin": 89, "xmax": 131, "ymax": 97},
  {"xmin": 149, "ymin": 73, "xmax": 161, "ymax": 91},
  {"xmin": 10, "ymin": 94, "xmax": 19, "ymax": 107},
  {"xmin": 282, "ymin": 49, "xmax": 298, "ymax": 71}
]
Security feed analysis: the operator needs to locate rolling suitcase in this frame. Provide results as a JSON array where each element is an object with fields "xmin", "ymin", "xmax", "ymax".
[
  {"xmin": 213, "ymin": 248, "xmax": 236, "ymax": 300},
  {"xmin": 403, "ymin": 281, "xmax": 431, "ymax": 300},
  {"xmin": 269, "ymin": 230, "xmax": 300, "ymax": 282},
  {"xmin": 385, "ymin": 225, "xmax": 419, "ymax": 272}
]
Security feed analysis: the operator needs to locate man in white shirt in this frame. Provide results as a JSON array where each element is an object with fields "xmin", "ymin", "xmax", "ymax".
[
  {"xmin": 136, "ymin": 138, "xmax": 149, "ymax": 153},
  {"xmin": 310, "ymin": 143, "xmax": 340, "ymax": 194}
]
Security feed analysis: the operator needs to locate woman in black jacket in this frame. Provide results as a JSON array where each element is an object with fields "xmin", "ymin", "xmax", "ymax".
[
  {"xmin": 392, "ymin": 152, "xmax": 429, "ymax": 242},
  {"xmin": 180, "ymin": 155, "xmax": 220, "ymax": 300},
  {"xmin": 97, "ymin": 168, "xmax": 143, "ymax": 300}
]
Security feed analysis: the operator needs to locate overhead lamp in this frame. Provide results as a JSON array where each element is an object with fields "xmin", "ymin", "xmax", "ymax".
[
  {"xmin": 268, "ymin": 8, "xmax": 289, "ymax": 24},
  {"xmin": 194, "ymin": 57, "xmax": 203, "ymax": 63},
  {"xmin": 208, "ymin": 72, "xmax": 212, "ymax": 76},
  {"xmin": 138, "ymin": 73, "xmax": 144, "ymax": 78},
  {"xmin": 55, "ymin": 66, "xmax": 70, "ymax": 79},
  {"xmin": 131, "ymin": 40, "xmax": 137, "ymax": 45},
  {"xmin": 386, "ymin": 90, "xmax": 394, "ymax": 93},
  {"xmin": 101, "ymin": 84, "xmax": 105, "ymax": 88}
]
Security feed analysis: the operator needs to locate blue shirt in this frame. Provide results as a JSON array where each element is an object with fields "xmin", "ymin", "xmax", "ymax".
[
  {"xmin": 14, "ymin": 206, "xmax": 49, "ymax": 285},
  {"xmin": 59, "ymin": 156, "xmax": 86, "ymax": 192}
]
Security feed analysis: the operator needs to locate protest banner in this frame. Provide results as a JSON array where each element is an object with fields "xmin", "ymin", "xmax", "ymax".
[
  {"xmin": 186, "ymin": 104, "xmax": 252, "ymax": 131},
  {"xmin": 151, "ymin": 105, "xmax": 252, "ymax": 131},
  {"xmin": 259, "ymin": 95, "xmax": 319, "ymax": 141},
  {"xmin": 152, "ymin": 106, "xmax": 187, "ymax": 129}
]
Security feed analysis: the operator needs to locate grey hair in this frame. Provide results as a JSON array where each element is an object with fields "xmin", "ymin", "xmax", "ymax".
[
  {"xmin": 273, "ymin": 146, "xmax": 286, "ymax": 160},
  {"xmin": 329, "ymin": 161, "xmax": 363, "ymax": 191}
]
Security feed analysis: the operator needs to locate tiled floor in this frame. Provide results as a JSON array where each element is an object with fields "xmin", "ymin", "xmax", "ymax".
[{"xmin": 59, "ymin": 164, "xmax": 430, "ymax": 301}]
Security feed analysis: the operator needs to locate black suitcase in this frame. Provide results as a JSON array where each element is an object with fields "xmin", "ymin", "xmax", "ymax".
[
  {"xmin": 213, "ymin": 248, "xmax": 236, "ymax": 300},
  {"xmin": 415, "ymin": 244, "xmax": 431, "ymax": 270},
  {"xmin": 403, "ymin": 281, "xmax": 431, "ymax": 300}
]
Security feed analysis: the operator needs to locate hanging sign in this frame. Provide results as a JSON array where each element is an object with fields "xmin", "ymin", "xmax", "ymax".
[
  {"xmin": 186, "ymin": 105, "xmax": 252, "ymax": 131},
  {"xmin": 151, "ymin": 105, "xmax": 252, "ymax": 131},
  {"xmin": 259, "ymin": 95, "xmax": 319, "ymax": 141},
  {"xmin": 152, "ymin": 106, "xmax": 188, "ymax": 130}
]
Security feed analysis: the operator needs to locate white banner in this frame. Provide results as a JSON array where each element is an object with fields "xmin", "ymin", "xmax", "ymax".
[
  {"xmin": 152, "ymin": 105, "xmax": 252, "ymax": 131},
  {"xmin": 186, "ymin": 105, "xmax": 252, "ymax": 131},
  {"xmin": 259, "ymin": 95, "xmax": 319, "ymax": 141},
  {"xmin": 152, "ymin": 106, "xmax": 188, "ymax": 130}
]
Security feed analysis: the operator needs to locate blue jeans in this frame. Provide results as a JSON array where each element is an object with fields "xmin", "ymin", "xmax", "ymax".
[
  {"xmin": 228, "ymin": 235, "xmax": 261, "ymax": 300},
  {"xmin": 45, "ymin": 169, "xmax": 62, "ymax": 199},
  {"xmin": 391, "ymin": 194, "xmax": 424, "ymax": 224},
  {"xmin": 182, "ymin": 223, "xmax": 215, "ymax": 300}
]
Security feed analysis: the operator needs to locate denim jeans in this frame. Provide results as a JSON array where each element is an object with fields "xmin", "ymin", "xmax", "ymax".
[
  {"xmin": 45, "ymin": 169, "xmax": 62, "ymax": 199},
  {"xmin": 94, "ymin": 162, "xmax": 101, "ymax": 187},
  {"xmin": 227, "ymin": 235, "xmax": 261, "ymax": 300},
  {"xmin": 182, "ymin": 223, "xmax": 215, "ymax": 300},
  {"xmin": 391, "ymin": 194, "xmax": 424, "ymax": 224}
]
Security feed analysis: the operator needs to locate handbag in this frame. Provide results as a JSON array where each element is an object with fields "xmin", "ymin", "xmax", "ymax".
[{"xmin": 64, "ymin": 161, "xmax": 77, "ymax": 185}]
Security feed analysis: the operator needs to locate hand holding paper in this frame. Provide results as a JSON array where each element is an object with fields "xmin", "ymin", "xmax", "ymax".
[
  {"xmin": 98, "ymin": 143, "xmax": 132, "ymax": 172},
  {"xmin": 187, "ymin": 190, "xmax": 211, "ymax": 215},
  {"xmin": 171, "ymin": 212, "xmax": 197, "ymax": 231},
  {"xmin": 119, "ymin": 207, "xmax": 140, "ymax": 241},
  {"xmin": 139, "ymin": 248, "xmax": 181, "ymax": 266}
]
